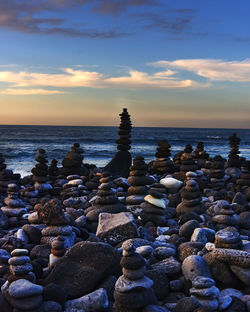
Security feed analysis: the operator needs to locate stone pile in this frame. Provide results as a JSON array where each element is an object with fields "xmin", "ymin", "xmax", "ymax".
[
  {"xmin": 180, "ymin": 144, "xmax": 198, "ymax": 173},
  {"xmin": 193, "ymin": 141, "xmax": 209, "ymax": 168},
  {"xmin": 211, "ymin": 204, "xmax": 238, "ymax": 231},
  {"xmin": 0, "ymin": 153, "xmax": 14, "ymax": 197},
  {"xmin": 37, "ymin": 198, "xmax": 75, "ymax": 248},
  {"xmin": 209, "ymin": 155, "xmax": 225, "ymax": 190},
  {"xmin": 227, "ymin": 133, "xmax": 241, "ymax": 168},
  {"xmin": 85, "ymin": 181, "xmax": 126, "ymax": 231},
  {"xmin": 61, "ymin": 143, "xmax": 88, "ymax": 176},
  {"xmin": 48, "ymin": 158, "xmax": 59, "ymax": 180},
  {"xmin": 104, "ymin": 108, "xmax": 132, "ymax": 177},
  {"xmin": 49, "ymin": 235, "xmax": 66, "ymax": 267},
  {"xmin": 126, "ymin": 156, "xmax": 154, "ymax": 215},
  {"xmin": 237, "ymin": 160, "xmax": 250, "ymax": 187},
  {"xmin": 176, "ymin": 179, "xmax": 205, "ymax": 216},
  {"xmin": 152, "ymin": 140, "xmax": 174, "ymax": 175},
  {"xmin": 114, "ymin": 240, "xmax": 156, "ymax": 311},
  {"xmin": 214, "ymin": 228, "xmax": 242, "ymax": 249},
  {"xmin": 1, "ymin": 184, "xmax": 27, "ymax": 228},
  {"xmin": 31, "ymin": 148, "xmax": 52, "ymax": 194}
]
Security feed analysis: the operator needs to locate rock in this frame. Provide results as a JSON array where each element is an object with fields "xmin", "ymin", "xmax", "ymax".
[
  {"xmin": 44, "ymin": 241, "xmax": 121, "ymax": 299},
  {"xmin": 40, "ymin": 301, "xmax": 63, "ymax": 312},
  {"xmin": 230, "ymin": 265, "xmax": 250, "ymax": 286},
  {"xmin": 179, "ymin": 220, "xmax": 200, "ymax": 238},
  {"xmin": 154, "ymin": 246, "xmax": 176, "ymax": 260},
  {"xmin": 173, "ymin": 297, "xmax": 202, "ymax": 312},
  {"xmin": 43, "ymin": 283, "xmax": 67, "ymax": 306},
  {"xmin": 144, "ymin": 195, "xmax": 167, "ymax": 209},
  {"xmin": 96, "ymin": 212, "xmax": 138, "ymax": 246},
  {"xmin": 8, "ymin": 279, "xmax": 43, "ymax": 298},
  {"xmin": 209, "ymin": 248, "xmax": 250, "ymax": 267},
  {"xmin": 0, "ymin": 210, "xmax": 8, "ymax": 229},
  {"xmin": 22, "ymin": 224, "xmax": 42, "ymax": 244},
  {"xmin": 115, "ymin": 275, "xmax": 153, "ymax": 292},
  {"xmin": 143, "ymin": 305, "xmax": 170, "ymax": 312},
  {"xmin": 151, "ymin": 257, "xmax": 181, "ymax": 277},
  {"xmin": 160, "ymin": 177, "xmax": 183, "ymax": 191},
  {"xmin": 182, "ymin": 255, "xmax": 212, "ymax": 281},
  {"xmin": 190, "ymin": 228, "xmax": 215, "ymax": 245},
  {"xmin": 64, "ymin": 288, "xmax": 108, "ymax": 312}
]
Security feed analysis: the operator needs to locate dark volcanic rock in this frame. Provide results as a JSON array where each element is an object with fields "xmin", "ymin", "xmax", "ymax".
[{"xmin": 44, "ymin": 241, "xmax": 121, "ymax": 299}]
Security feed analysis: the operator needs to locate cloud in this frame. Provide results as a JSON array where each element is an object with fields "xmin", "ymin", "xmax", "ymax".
[
  {"xmin": 0, "ymin": 0, "xmax": 128, "ymax": 38},
  {"xmin": 0, "ymin": 88, "xmax": 63, "ymax": 95},
  {"xmin": 0, "ymin": 66, "xmax": 204, "ymax": 93},
  {"xmin": 151, "ymin": 59, "xmax": 250, "ymax": 82}
]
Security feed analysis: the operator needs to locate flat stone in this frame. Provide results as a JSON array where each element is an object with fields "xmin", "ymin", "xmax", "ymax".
[
  {"xmin": 115, "ymin": 275, "xmax": 153, "ymax": 292},
  {"xmin": 68, "ymin": 179, "xmax": 83, "ymax": 185},
  {"xmin": 190, "ymin": 285, "xmax": 220, "ymax": 298},
  {"xmin": 191, "ymin": 228, "xmax": 215, "ymax": 245},
  {"xmin": 160, "ymin": 177, "xmax": 183, "ymax": 190},
  {"xmin": 144, "ymin": 195, "xmax": 167, "ymax": 209},
  {"xmin": 8, "ymin": 256, "xmax": 30, "ymax": 266},
  {"xmin": 10, "ymin": 263, "xmax": 33, "ymax": 275},
  {"xmin": 11, "ymin": 249, "xmax": 29, "ymax": 257},
  {"xmin": 210, "ymin": 248, "xmax": 250, "ymax": 267},
  {"xmin": 42, "ymin": 225, "xmax": 72, "ymax": 236},
  {"xmin": 9, "ymin": 279, "xmax": 43, "ymax": 299},
  {"xmin": 192, "ymin": 297, "xmax": 219, "ymax": 311},
  {"xmin": 192, "ymin": 276, "xmax": 215, "ymax": 289},
  {"xmin": 1, "ymin": 207, "xmax": 27, "ymax": 217},
  {"xmin": 220, "ymin": 288, "xmax": 243, "ymax": 299},
  {"xmin": 9, "ymin": 294, "xmax": 43, "ymax": 310},
  {"xmin": 122, "ymin": 267, "xmax": 145, "ymax": 280},
  {"xmin": 151, "ymin": 257, "xmax": 181, "ymax": 277}
]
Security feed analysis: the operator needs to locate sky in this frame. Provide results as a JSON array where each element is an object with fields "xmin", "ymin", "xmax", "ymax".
[{"xmin": 0, "ymin": 0, "xmax": 250, "ymax": 128}]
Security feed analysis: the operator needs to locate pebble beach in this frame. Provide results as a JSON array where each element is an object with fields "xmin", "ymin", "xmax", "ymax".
[{"xmin": 0, "ymin": 108, "xmax": 249, "ymax": 312}]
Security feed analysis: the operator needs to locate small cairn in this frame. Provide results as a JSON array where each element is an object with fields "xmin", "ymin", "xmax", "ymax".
[
  {"xmin": 85, "ymin": 181, "xmax": 126, "ymax": 231},
  {"xmin": 214, "ymin": 227, "xmax": 242, "ymax": 249},
  {"xmin": 61, "ymin": 143, "xmax": 88, "ymax": 176},
  {"xmin": 48, "ymin": 159, "xmax": 59, "ymax": 180},
  {"xmin": 211, "ymin": 204, "xmax": 238, "ymax": 231},
  {"xmin": 140, "ymin": 187, "xmax": 171, "ymax": 226},
  {"xmin": 209, "ymin": 155, "xmax": 225, "ymax": 190},
  {"xmin": 176, "ymin": 179, "xmax": 205, "ymax": 216},
  {"xmin": 38, "ymin": 199, "xmax": 75, "ymax": 248},
  {"xmin": 0, "ymin": 153, "xmax": 14, "ymax": 197},
  {"xmin": 114, "ymin": 240, "xmax": 156, "ymax": 311},
  {"xmin": 193, "ymin": 141, "xmax": 209, "ymax": 168},
  {"xmin": 190, "ymin": 276, "xmax": 219, "ymax": 311},
  {"xmin": 152, "ymin": 140, "xmax": 174, "ymax": 175},
  {"xmin": 1, "ymin": 184, "xmax": 27, "ymax": 227},
  {"xmin": 104, "ymin": 108, "xmax": 132, "ymax": 177},
  {"xmin": 237, "ymin": 160, "xmax": 250, "ymax": 187},
  {"xmin": 173, "ymin": 151, "xmax": 182, "ymax": 171},
  {"xmin": 49, "ymin": 235, "xmax": 66, "ymax": 267},
  {"xmin": 227, "ymin": 133, "xmax": 241, "ymax": 168},
  {"xmin": 180, "ymin": 144, "xmax": 198, "ymax": 173},
  {"xmin": 126, "ymin": 156, "xmax": 154, "ymax": 215},
  {"xmin": 31, "ymin": 149, "xmax": 52, "ymax": 194},
  {"xmin": 8, "ymin": 249, "xmax": 35, "ymax": 283}
]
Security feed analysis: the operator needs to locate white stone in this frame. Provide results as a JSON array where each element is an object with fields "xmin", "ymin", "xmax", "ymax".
[
  {"xmin": 16, "ymin": 229, "xmax": 29, "ymax": 244},
  {"xmin": 144, "ymin": 195, "xmax": 166, "ymax": 209},
  {"xmin": 49, "ymin": 254, "xmax": 61, "ymax": 267},
  {"xmin": 160, "ymin": 177, "xmax": 183, "ymax": 190},
  {"xmin": 68, "ymin": 179, "xmax": 83, "ymax": 186}
]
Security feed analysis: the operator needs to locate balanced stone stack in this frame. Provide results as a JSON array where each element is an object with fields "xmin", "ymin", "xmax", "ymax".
[
  {"xmin": 173, "ymin": 151, "xmax": 182, "ymax": 171},
  {"xmin": 38, "ymin": 199, "xmax": 75, "ymax": 248},
  {"xmin": 180, "ymin": 144, "xmax": 198, "ymax": 173},
  {"xmin": 193, "ymin": 141, "xmax": 209, "ymax": 168},
  {"xmin": 1, "ymin": 184, "xmax": 27, "ymax": 228},
  {"xmin": 61, "ymin": 142, "xmax": 88, "ymax": 176},
  {"xmin": 104, "ymin": 108, "xmax": 132, "ymax": 177},
  {"xmin": 176, "ymin": 179, "xmax": 205, "ymax": 216},
  {"xmin": 114, "ymin": 240, "xmax": 156, "ymax": 311},
  {"xmin": 49, "ymin": 235, "xmax": 66, "ymax": 267},
  {"xmin": 214, "ymin": 228, "xmax": 242, "ymax": 249},
  {"xmin": 211, "ymin": 204, "xmax": 238, "ymax": 231},
  {"xmin": 152, "ymin": 140, "xmax": 174, "ymax": 175},
  {"xmin": 85, "ymin": 181, "xmax": 127, "ymax": 231},
  {"xmin": 237, "ymin": 160, "xmax": 250, "ymax": 187},
  {"xmin": 227, "ymin": 133, "xmax": 241, "ymax": 169},
  {"xmin": 31, "ymin": 149, "xmax": 52, "ymax": 193},
  {"xmin": 126, "ymin": 156, "xmax": 154, "ymax": 215},
  {"xmin": 140, "ymin": 187, "xmax": 171, "ymax": 226},
  {"xmin": 0, "ymin": 153, "xmax": 14, "ymax": 196},
  {"xmin": 209, "ymin": 155, "xmax": 225, "ymax": 190},
  {"xmin": 7, "ymin": 249, "xmax": 35, "ymax": 283},
  {"xmin": 48, "ymin": 158, "xmax": 59, "ymax": 180},
  {"xmin": 190, "ymin": 275, "xmax": 220, "ymax": 311}
]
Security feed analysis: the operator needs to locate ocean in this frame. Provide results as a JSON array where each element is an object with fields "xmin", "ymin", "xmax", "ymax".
[{"xmin": 0, "ymin": 125, "xmax": 249, "ymax": 177}]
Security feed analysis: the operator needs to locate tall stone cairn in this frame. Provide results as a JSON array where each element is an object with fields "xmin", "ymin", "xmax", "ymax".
[
  {"xmin": 227, "ymin": 133, "xmax": 241, "ymax": 168},
  {"xmin": 104, "ymin": 108, "xmax": 132, "ymax": 177},
  {"xmin": 152, "ymin": 140, "xmax": 174, "ymax": 175}
]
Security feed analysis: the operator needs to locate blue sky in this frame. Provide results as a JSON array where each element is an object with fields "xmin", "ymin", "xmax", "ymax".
[{"xmin": 0, "ymin": 0, "xmax": 250, "ymax": 128}]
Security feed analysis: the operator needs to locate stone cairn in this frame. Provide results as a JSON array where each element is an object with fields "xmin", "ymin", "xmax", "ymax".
[
  {"xmin": 31, "ymin": 149, "xmax": 52, "ymax": 194},
  {"xmin": 61, "ymin": 143, "xmax": 88, "ymax": 177},
  {"xmin": 114, "ymin": 240, "xmax": 156, "ymax": 312},
  {"xmin": 49, "ymin": 235, "xmax": 66, "ymax": 267},
  {"xmin": 214, "ymin": 227, "xmax": 242, "ymax": 250},
  {"xmin": 48, "ymin": 159, "xmax": 59, "ymax": 180},
  {"xmin": 210, "ymin": 204, "xmax": 238, "ymax": 231},
  {"xmin": 140, "ymin": 187, "xmax": 170, "ymax": 227},
  {"xmin": 237, "ymin": 160, "xmax": 250, "ymax": 187},
  {"xmin": 180, "ymin": 144, "xmax": 198, "ymax": 173},
  {"xmin": 0, "ymin": 153, "xmax": 14, "ymax": 198},
  {"xmin": 209, "ymin": 155, "xmax": 225, "ymax": 190},
  {"xmin": 227, "ymin": 133, "xmax": 241, "ymax": 168},
  {"xmin": 85, "ymin": 181, "xmax": 126, "ymax": 232},
  {"xmin": 176, "ymin": 179, "xmax": 205, "ymax": 216},
  {"xmin": 1, "ymin": 184, "xmax": 27, "ymax": 228},
  {"xmin": 126, "ymin": 156, "xmax": 154, "ymax": 216},
  {"xmin": 38, "ymin": 198, "xmax": 75, "ymax": 248},
  {"xmin": 4, "ymin": 249, "xmax": 44, "ymax": 311},
  {"xmin": 104, "ymin": 108, "xmax": 132, "ymax": 178},
  {"xmin": 193, "ymin": 141, "xmax": 209, "ymax": 168},
  {"xmin": 152, "ymin": 140, "xmax": 174, "ymax": 175}
]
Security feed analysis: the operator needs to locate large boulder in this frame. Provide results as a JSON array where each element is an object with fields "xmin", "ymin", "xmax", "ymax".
[
  {"xmin": 96, "ymin": 212, "xmax": 138, "ymax": 246},
  {"xmin": 44, "ymin": 241, "xmax": 121, "ymax": 299}
]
